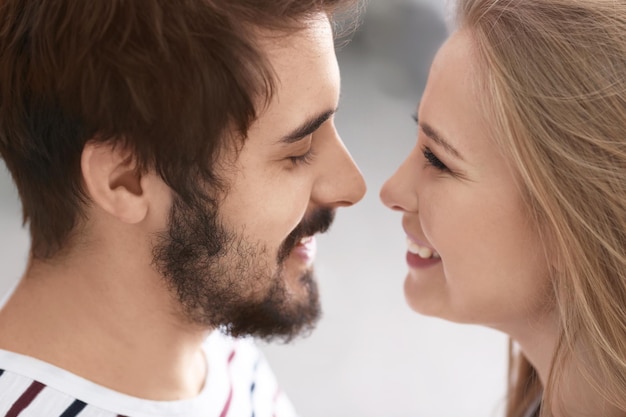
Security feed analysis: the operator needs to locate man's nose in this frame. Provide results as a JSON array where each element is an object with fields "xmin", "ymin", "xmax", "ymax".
[{"xmin": 312, "ymin": 131, "xmax": 366, "ymax": 208}]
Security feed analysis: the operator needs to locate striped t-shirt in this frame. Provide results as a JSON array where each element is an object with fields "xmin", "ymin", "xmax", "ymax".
[{"xmin": 0, "ymin": 331, "xmax": 297, "ymax": 417}]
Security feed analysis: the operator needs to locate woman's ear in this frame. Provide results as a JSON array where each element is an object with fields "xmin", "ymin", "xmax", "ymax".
[{"xmin": 81, "ymin": 141, "xmax": 148, "ymax": 224}]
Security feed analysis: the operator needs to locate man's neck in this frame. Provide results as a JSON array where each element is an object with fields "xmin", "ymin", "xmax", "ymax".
[{"xmin": 0, "ymin": 254, "xmax": 211, "ymax": 401}]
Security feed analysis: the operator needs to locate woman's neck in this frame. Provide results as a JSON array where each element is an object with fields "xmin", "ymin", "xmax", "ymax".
[{"xmin": 509, "ymin": 314, "xmax": 624, "ymax": 417}]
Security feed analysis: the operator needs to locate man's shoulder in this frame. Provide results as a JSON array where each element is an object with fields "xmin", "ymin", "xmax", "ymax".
[
  {"xmin": 0, "ymin": 333, "xmax": 297, "ymax": 417},
  {"xmin": 0, "ymin": 364, "xmax": 118, "ymax": 417}
]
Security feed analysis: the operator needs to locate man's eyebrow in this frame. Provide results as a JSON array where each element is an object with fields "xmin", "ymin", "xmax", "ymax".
[
  {"xmin": 279, "ymin": 108, "xmax": 337, "ymax": 144},
  {"xmin": 419, "ymin": 121, "xmax": 465, "ymax": 161}
]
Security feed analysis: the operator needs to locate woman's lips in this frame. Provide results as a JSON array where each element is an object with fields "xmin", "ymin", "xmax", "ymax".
[
  {"xmin": 406, "ymin": 251, "xmax": 441, "ymax": 269},
  {"xmin": 405, "ymin": 234, "xmax": 441, "ymax": 269},
  {"xmin": 407, "ymin": 237, "xmax": 440, "ymax": 259}
]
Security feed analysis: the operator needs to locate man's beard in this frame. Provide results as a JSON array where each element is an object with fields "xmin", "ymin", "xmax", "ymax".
[{"xmin": 152, "ymin": 196, "xmax": 334, "ymax": 342}]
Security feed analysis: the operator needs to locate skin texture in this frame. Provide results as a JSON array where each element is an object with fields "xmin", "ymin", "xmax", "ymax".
[
  {"xmin": 380, "ymin": 30, "xmax": 555, "ymax": 359},
  {"xmin": 0, "ymin": 15, "xmax": 365, "ymax": 401}
]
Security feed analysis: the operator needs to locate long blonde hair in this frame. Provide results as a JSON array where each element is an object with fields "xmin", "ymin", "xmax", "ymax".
[{"xmin": 455, "ymin": 0, "xmax": 626, "ymax": 416}]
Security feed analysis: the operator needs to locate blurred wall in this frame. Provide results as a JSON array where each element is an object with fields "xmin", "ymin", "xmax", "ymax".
[{"xmin": 0, "ymin": 1, "xmax": 509, "ymax": 416}]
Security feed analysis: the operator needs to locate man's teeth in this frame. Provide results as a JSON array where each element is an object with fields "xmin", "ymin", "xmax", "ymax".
[
  {"xmin": 299, "ymin": 236, "xmax": 314, "ymax": 245},
  {"xmin": 407, "ymin": 238, "xmax": 440, "ymax": 259}
]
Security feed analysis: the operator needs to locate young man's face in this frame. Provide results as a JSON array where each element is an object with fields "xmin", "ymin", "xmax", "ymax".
[{"xmin": 153, "ymin": 15, "xmax": 366, "ymax": 340}]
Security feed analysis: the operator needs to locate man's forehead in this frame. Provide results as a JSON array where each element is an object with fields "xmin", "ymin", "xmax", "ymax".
[
  {"xmin": 240, "ymin": 14, "xmax": 339, "ymax": 148},
  {"xmin": 257, "ymin": 14, "xmax": 334, "ymax": 60}
]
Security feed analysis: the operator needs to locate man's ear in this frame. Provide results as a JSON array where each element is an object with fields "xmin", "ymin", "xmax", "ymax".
[{"xmin": 81, "ymin": 141, "xmax": 149, "ymax": 224}]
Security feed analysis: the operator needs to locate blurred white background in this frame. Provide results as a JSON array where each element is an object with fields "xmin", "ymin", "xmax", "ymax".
[{"xmin": 0, "ymin": 0, "xmax": 508, "ymax": 416}]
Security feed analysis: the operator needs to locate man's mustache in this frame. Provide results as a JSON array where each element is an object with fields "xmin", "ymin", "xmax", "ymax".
[{"xmin": 277, "ymin": 208, "xmax": 335, "ymax": 263}]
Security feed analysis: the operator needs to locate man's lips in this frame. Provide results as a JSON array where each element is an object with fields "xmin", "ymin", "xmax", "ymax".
[
  {"xmin": 299, "ymin": 236, "xmax": 315, "ymax": 246},
  {"xmin": 277, "ymin": 209, "xmax": 335, "ymax": 263},
  {"xmin": 291, "ymin": 236, "xmax": 317, "ymax": 264}
]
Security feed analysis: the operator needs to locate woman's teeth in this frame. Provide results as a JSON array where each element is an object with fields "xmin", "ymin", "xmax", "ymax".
[{"xmin": 407, "ymin": 238, "xmax": 440, "ymax": 259}]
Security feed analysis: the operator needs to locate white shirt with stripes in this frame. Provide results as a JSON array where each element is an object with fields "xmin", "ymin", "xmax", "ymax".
[{"xmin": 0, "ymin": 331, "xmax": 297, "ymax": 417}]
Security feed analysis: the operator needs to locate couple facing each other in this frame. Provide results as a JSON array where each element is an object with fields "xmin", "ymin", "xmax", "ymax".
[{"xmin": 0, "ymin": 0, "xmax": 624, "ymax": 417}]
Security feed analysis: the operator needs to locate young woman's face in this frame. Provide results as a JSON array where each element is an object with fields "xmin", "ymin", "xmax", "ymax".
[{"xmin": 380, "ymin": 31, "xmax": 553, "ymax": 332}]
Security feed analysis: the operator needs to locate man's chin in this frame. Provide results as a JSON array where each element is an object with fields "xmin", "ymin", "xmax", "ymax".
[
  {"xmin": 276, "ymin": 261, "xmax": 319, "ymax": 311},
  {"xmin": 218, "ymin": 268, "xmax": 321, "ymax": 342}
]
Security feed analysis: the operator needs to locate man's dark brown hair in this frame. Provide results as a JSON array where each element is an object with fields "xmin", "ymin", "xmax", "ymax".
[{"xmin": 0, "ymin": 0, "xmax": 358, "ymax": 259}]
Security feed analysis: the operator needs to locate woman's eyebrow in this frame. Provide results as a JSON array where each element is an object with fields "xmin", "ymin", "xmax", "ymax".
[{"xmin": 420, "ymin": 121, "xmax": 465, "ymax": 161}]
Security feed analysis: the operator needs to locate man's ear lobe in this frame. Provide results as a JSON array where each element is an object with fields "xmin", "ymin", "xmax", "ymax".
[{"xmin": 81, "ymin": 141, "xmax": 149, "ymax": 224}]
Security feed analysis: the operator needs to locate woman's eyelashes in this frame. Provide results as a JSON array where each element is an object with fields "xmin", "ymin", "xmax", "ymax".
[
  {"xmin": 422, "ymin": 146, "xmax": 449, "ymax": 172},
  {"xmin": 412, "ymin": 115, "xmax": 451, "ymax": 174}
]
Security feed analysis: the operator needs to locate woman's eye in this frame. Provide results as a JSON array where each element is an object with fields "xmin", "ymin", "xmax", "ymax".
[
  {"xmin": 422, "ymin": 146, "xmax": 449, "ymax": 172},
  {"xmin": 288, "ymin": 149, "xmax": 315, "ymax": 166}
]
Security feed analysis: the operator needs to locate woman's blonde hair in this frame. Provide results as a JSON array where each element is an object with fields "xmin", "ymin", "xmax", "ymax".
[{"xmin": 455, "ymin": 0, "xmax": 626, "ymax": 416}]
